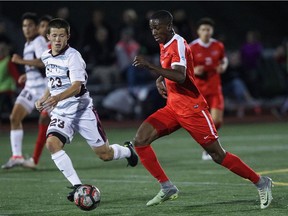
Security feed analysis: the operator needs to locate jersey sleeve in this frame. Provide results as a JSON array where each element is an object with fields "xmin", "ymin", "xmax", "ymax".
[
  {"xmin": 68, "ymin": 51, "xmax": 87, "ymax": 83},
  {"xmin": 34, "ymin": 36, "xmax": 48, "ymax": 58},
  {"xmin": 171, "ymin": 40, "xmax": 187, "ymax": 68}
]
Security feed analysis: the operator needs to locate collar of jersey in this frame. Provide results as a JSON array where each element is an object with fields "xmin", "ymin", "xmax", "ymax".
[
  {"xmin": 49, "ymin": 45, "xmax": 70, "ymax": 57},
  {"xmin": 197, "ymin": 38, "xmax": 216, "ymax": 48},
  {"xmin": 163, "ymin": 34, "xmax": 178, "ymax": 49},
  {"xmin": 26, "ymin": 34, "xmax": 39, "ymax": 45}
]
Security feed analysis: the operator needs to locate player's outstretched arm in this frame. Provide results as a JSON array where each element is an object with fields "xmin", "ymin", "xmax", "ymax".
[
  {"xmin": 132, "ymin": 55, "xmax": 186, "ymax": 84},
  {"xmin": 43, "ymin": 81, "xmax": 82, "ymax": 109},
  {"xmin": 11, "ymin": 54, "xmax": 45, "ymax": 68},
  {"xmin": 216, "ymin": 57, "xmax": 228, "ymax": 74}
]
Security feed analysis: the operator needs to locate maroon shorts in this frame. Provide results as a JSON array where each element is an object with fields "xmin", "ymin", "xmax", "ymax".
[{"xmin": 145, "ymin": 105, "xmax": 218, "ymax": 146}]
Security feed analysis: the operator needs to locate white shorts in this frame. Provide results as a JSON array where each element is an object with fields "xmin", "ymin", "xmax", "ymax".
[
  {"xmin": 46, "ymin": 107, "xmax": 107, "ymax": 147},
  {"xmin": 15, "ymin": 86, "xmax": 46, "ymax": 114}
]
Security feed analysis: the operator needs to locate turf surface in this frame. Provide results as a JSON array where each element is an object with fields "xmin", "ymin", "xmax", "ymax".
[{"xmin": 0, "ymin": 122, "xmax": 287, "ymax": 216}]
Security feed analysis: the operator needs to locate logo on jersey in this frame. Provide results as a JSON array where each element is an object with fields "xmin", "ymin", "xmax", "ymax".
[{"xmin": 162, "ymin": 52, "xmax": 169, "ymax": 58}]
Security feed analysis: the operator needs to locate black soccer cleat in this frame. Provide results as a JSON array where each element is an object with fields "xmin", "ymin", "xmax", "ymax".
[
  {"xmin": 67, "ymin": 184, "xmax": 82, "ymax": 202},
  {"xmin": 124, "ymin": 141, "xmax": 138, "ymax": 167}
]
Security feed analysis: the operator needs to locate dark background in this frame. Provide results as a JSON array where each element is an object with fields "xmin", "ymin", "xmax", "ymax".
[{"xmin": 0, "ymin": 1, "xmax": 287, "ymax": 49}]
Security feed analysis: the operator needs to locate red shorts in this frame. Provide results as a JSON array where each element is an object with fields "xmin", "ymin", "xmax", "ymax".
[
  {"xmin": 145, "ymin": 106, "xmax": 218, "ymax": 146},
  {"xmin": 204, "ymin": 93, "xmax": 224, "ymax": 111}
]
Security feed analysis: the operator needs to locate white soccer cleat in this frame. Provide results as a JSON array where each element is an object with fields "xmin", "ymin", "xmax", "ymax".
[
  {"xmin": 257, "ymin": 176, "xmax": 273, "ymax": 209},
  {"xmin": 23, "ymin": 157, "xmax": 37, "ymax": 169},
  {"xmin": 146, "ymin": 187, "xmax": 179, "ymax": 206},
  {"xmin": 202, "ymin": 151, "xmax": 212, "ymax": 161},
  {"xmin": 1, "ymin": 156, "xmax": 24, "ymax": 169}
]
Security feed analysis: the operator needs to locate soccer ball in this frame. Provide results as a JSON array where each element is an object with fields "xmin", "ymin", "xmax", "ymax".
[{"xmin": 74, "ymin": 184, "xmax": 101, "ymax": 211}]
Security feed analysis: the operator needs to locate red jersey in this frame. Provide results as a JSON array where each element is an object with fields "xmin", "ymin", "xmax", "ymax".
[
  {"xmin": 160, "ymin": 34, "xmax": 208, "ymax": 116},
  {"xmin": 189, "ymin": 38, "xmax": 225, "ymax": 96}
]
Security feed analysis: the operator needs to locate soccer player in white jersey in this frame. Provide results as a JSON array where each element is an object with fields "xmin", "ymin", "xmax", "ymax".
[
  {"xmin": 1, "ymin": 12, "xmax": 48, "ymax": 169},
  {"xmin": 23, "ymin": 15, "xmax": 53, "ymax": 169},
  {"xmin": 36, "ymin": 18, "xmax": 138, "ymax": 202}
]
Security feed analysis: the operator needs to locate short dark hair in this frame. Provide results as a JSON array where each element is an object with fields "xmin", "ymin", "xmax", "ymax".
[
  {"xmin": 22, "ymin": 12, "xmax": 38, "ymax": 25},
  {"xmin": 151, "ymin": 10, "xmax": 173, "ymax": 24},
  {"xmin": 197, "ymin": 17, "xmax": 215, "ymax": 29},
  {"xmin": 39, "ymin": 15, "xmax": 53, "ymax": 23},
  {"xmin": 47, "ymin": 18, "xmax": 70, "ymax": 35}
]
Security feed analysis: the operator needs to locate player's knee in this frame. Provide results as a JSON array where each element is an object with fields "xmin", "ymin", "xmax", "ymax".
[
  {"xmin": 210, "ymin": 152, "xmax": 226, "ymax": 164},
  {"xmin": 46, "ymin": 137, "xmax": 62, "ymax": 154},
  {"xmin": 134, "ymin": 134, "xmax": 151, "ymax": 147},
  {"xmin": 9, "ymin": 113, "xmax": 19, "ymax": 125}
]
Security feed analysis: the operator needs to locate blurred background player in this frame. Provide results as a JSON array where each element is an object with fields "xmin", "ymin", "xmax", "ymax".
[
  {"xmin": 0, "ymin": 35, "xmax": 21, "ymax": 123},
  {"xmin": 189, "ymin": 18, "xmax": 228, "ymax": 160},
  {"xmin": 23, "ymin": 14, "xmax": 53, "ymax": 168},
  {"xmin": 37, "ymin": 18, "xmax": 138, "ymax": 201},
  {"xmin": 1, "ymin": 12, "xmax": 47, "ymax": 169},
  {"xmin": 132, "ymin": 10, "xmax": 272, "ymax": 209}
]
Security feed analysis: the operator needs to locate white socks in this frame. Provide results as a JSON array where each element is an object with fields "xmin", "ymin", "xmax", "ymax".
[
  {"xmin": 51, "ymin": 145, "xmax": 131, "ymax": 185},
  {"xmin": 111, "ymin": 144, "xmax": 131, "ymax": 160},
  {"xmin": 51, "ymin": 150, "xmax": 82, "ymax": 186},
  {"xmin": 10, "ymin": 129, "xmax": 23, "ymax": 157}
]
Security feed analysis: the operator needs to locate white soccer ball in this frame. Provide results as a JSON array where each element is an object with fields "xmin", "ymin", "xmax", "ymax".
[{"xmin": 74, "ymin": 184, "xmax": 101, "ymax": 211}]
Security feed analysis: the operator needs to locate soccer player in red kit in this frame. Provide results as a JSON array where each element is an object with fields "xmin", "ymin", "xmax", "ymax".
[
  {"xmin": 189, "ymin": 18, "xmax": 228, "ymax": 160},
  {"xmin": 132, "ymin": 10, "xmax": 272, "ymax": 209}
]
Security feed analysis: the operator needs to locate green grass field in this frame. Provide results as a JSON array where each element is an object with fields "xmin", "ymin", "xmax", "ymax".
[{"xmin": 0, "ymin": 122, "xmax": 288, "ymax": 216}]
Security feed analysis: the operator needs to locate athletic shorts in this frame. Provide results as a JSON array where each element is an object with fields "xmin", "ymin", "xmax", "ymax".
[
  {"xmin": 204, "ymin": 93, "xmax": 224, "ymax": 111},
  {"xmin": 145, "ymin": 105, "xmax": 218, "ymax": 146},
  {"xmin": 46, "ymin": 107, "xmax": 107, "ymax": 147},
  {"xmin": 15, "ymin": 86, "xmax": 46, "ymax": 114}
]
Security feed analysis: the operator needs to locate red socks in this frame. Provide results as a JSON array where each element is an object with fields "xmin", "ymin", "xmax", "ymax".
[
  {"xmin": 32, "ymin": 123, "xmax": 48, "ymax": 164},
  {"xmin": 221, "ymin": 152, "xmax": 260, "ymax": 184},
  {"xmin": 135, "ymin": 145, "xmax": 169, "ymax": 183},
  {"xmin": 135, "ymin": 146, "xmax": 260, "ymax": 185}
]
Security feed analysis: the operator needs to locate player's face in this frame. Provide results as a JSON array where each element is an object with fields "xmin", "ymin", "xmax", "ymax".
[
  {"xmin": 47, "ymin": 28, "xmax": 69, "ymax": 54},
  {"xmin": 38, "ymin": 21, "xmax": 49, "ymax": 38},
  {"xmin": 22, "ymin": 19, "xmax": 38, "ymax": 41},
  {"xmin": 149, "ymin": 19, "xmax": 171, "ymax": 44},
  {"xmin": 197, "ymin": 24, "xmax": 214, "ymax": 42}
]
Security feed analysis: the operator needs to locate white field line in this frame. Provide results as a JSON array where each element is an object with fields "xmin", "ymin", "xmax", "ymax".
[
  {"xmin": 0, "ymin": 177, "xmax": 273, "ymax": 187},
  {"xmin": 0, "ymin": 177, "xmax": 274, "ymax": 186}
]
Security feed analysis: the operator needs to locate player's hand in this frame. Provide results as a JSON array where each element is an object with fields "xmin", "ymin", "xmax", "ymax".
[
  {"xmin": 11, "ymin": 54, "xmax": 23, "ymax": 64},
  {"xmin": 41, "ymin": 95, "xmax": 60, "ymax": 111},
  {"xmin": 132, "ymin": 56, "xmax": 150, "ymax": 68},
  {"xmin": 194, "ymin": 65, "xmax": 205, "ymax": 76},
  {"xmin": 216, "ymin": 64, "xmax": 225, "ymax": 74},
  {"xmin": 18, "ymin": 74, "xmax": 27, "ymax": 84},
  {"xmin": 156, "ymin": 76, "xmax": 167, "ymax": 99},
  {"xmin": 35, "ymin": 97, "xmax": 48, "ymax": 112}
]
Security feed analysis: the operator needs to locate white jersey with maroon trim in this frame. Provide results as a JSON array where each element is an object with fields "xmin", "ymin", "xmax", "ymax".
[
  {"xmin": 24, "ymin": 35, "xmax": 47, "ymax": 88},
  {"xmin": 41, "ymin": 46, "xmax": 93, "ymax": 116}
]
